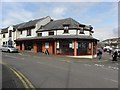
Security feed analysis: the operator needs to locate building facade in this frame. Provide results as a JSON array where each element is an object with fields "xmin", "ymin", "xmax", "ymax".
[
  {"xmin": 1, "ymin": 16, "xmax": 98, "ymax": 58},
  {"xmin": 102, "ymin": 38, "xmax": 120, "ymax": 48}
]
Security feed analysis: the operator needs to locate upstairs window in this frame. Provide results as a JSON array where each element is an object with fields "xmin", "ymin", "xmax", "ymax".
[
  {"xmin": 20, "ymin": 30, "xmax": 22, "ymax": 34},
  {"xmin": 49, "ymin": 31, "xmax": 54, "ymax": 36},
  {"xmin": 63, "ymin": 29, "xmax": 69, "ymax": 33},
  {"xmin": 79, "ymin": 29, "xmax": 84, "ymax": 34},
  {"xmin": 3, "ymin": 34, "xmax": 5, "ymax": 38},
  {"xmin": 63, "ymin": 24, "xmax": 69, "ymax": 34},
  {"xmin": 9, "ymin": 30, "xmax": 12, "ymax": 37},
  {"xmin": 27, "ymin": 29, "xmax": 31, "ymax": 36},
  {"xmin": 38, "ymin": 33, "xmax": 42, "ymax": 37}
]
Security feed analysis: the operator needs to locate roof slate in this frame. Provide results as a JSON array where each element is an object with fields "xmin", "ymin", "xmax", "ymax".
[
  {"xmin": 17, "ymin": 18, "xmax": 45, "ymax": 29},
  {"xmin": 37, "ymin": 18, "xmax": 90, "ymax": 32}
]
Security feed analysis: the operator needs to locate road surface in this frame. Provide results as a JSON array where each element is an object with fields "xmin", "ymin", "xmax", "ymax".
[{"xmin": 1, "ymin": 52, "xmax": 119, "ymax": 88}]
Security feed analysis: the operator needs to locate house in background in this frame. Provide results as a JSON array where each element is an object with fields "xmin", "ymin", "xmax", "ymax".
[
  {"xmin": 0, "ymin": 16, "xmax": 51, "ymax": 48},
  {"xmin": 0, "ymin": 30, "xmax": 2, "ymax": 48},
  {"xmin": 102, "ymin": 38, "xmax": 120, "ymax": 48},
  {"xmin": 15, "ymin": 17, "xmax": 98, "ymax": 58}
]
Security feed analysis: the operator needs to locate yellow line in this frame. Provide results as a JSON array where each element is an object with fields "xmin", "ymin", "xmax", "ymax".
[
  {"xmin": 14, "ymin": 68, "xmax": 35, "ymax": 89},
  {"xmin": 7, "ymin": 65, "xmax": 29, "ymax": 88},
  {"xmin": 2, "ymin": 62, "xmax": 36, "ymax": 89}
]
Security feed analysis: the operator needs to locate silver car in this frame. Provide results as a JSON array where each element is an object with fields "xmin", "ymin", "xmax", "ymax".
[{"xmin": 1, "ymin": 45, "xmax": 18, "ymax": 53}]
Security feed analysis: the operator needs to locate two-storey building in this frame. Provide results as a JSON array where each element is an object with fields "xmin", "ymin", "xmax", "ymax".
[
  {"xmin": 0, "ymin": 16, "xmax": 51, "ymax": 48},
  {"xmin": 15, "ymin": 17, "xmax": 98, "ymax": 58}
]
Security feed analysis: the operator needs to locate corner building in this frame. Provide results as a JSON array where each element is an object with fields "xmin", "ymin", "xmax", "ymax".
[{"xmin": 15, "ymin": 17, "xmax": 98, "ymax": 58}]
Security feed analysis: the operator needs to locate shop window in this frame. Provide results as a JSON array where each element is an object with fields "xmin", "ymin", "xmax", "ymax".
[
  {"xmin": 27, "ymin": 29, "xmax": 31, "ymax": 36},
  {"xmin": 77, "ymin": 41, "xmax": 91, "ymax": 55},
  {"xmin": 38, "ymin": 33, "xmax": 42, "ymax": 37},
  {"xmin": 24, "ymin": 43, "xmax": 33, "ymax": 50},
  {"xmin": 3, "ymin": 34, "xmax": 5, "ymax": 38},
  {"xmin": 56, "ymin": 40, "xmax": 74, "ymax": 55},
  {"xmin": 49, "ymin": 32, "xmax": 54, "ymax": 36},
  {"xmin": 9, "ymin": 30, "xmax": 12, "ymax": 37}
]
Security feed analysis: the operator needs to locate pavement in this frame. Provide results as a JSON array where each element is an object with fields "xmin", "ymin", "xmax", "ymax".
[{"xmin": 1, "ymin": 51, "xmax": 119, "ymax": 88}]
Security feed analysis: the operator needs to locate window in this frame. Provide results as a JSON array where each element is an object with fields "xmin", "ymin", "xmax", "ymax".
[
  {"xmin": 63, "ymin": 24, "xmax": 69, "ymax": 34},
  {"xmin": 79, "ymin": 29, "xmax": 84, "ymax": 34},
  {"xmin": 9, "ymin": 30, "xmax": 12, "ymax": 37},
  {"xmin": 6, "ymin": 42, "xmax": 7, "ymax": 45},
  {"xmin": 63, "ymin": 29, "xmax": 69, "ymax": 33},
  {"xmin": 77, "ymin": 41, "xmax": 92, "ymax": 55},
  {"xmin": 3, "ymin": 34, "xmax": 5, "ymax": 38},
  {"xmin": 3, "ymin": 42, "xmax": 5, "ymax": 45},
  {"xmin": 27, "ymin": 29, "xmax": 31, "ymax": 36},
  {"xmin": 20, "ymin": 31, "xmax": 22, "ymax": 34},
  {"xmin": 49, "ymin": 32, "xmax": 54, "ymax": 36},
  {"xmin": 38, "ymin": 33, "xmax": 42, "ymax": 37}
]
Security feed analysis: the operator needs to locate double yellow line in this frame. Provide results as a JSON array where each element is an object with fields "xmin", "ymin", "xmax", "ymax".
[{"xmin": 2, "ymin": 62, "xmax": 36, "ymax": 90}]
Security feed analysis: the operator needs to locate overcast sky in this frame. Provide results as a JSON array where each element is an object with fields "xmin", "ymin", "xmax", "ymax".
[{"xmin": 0, "ymin": 0, "xmax": 119, "ymax": 41}]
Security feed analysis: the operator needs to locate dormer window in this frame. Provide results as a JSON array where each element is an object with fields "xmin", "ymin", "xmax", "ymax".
[
  {"xmin": 79, "ymin": 28, "xmax": 84, "ymax": 34},
  {"xmin": 63, "ymin": 24, "xmax": 69, "ymax": 34},
  {"xmin": 64, "ymin": 29, "xmax": 69, "ymax": 33}
]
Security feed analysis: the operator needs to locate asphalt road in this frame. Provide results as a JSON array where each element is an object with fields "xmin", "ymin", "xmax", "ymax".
[{"xmin": 2, "ymin": 52, "xmax": 119, "ymax": 88}]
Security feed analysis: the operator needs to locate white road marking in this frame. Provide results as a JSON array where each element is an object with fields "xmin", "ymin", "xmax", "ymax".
[
  {"xmin": 60, "ymin": 60, "xmax": 71, "ymax": 63},
  {"xmin": 94, "ymin": 64, "xmax": 104, "ymax": 67},
  {"xmin": 18, "ymin": 53, "xmax": 23, "ymax": 55},
  {"xmin": 104, "ymin": 78, "xmax": 118, "ymax": 83},
  {"xmin": 108, "ymin": 66, "xmax": 119, "ymax": 70}
]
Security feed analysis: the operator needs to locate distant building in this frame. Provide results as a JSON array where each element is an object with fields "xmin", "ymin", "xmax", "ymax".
[
  {"xmin": 1, "ymin": 16, "xmax": 98, "ymax": 58},
  {"xmin": 102, "ymin": 37, "xmax": 120, "ymax": 48}
]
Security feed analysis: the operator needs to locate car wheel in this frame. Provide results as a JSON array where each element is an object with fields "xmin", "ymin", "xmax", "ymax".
[{"xmin": 8, "ymin": 50, "xmax": 10, "ymax": 53}]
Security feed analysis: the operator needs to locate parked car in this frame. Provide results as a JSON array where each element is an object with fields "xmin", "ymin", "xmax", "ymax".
[{"xmin": 1, "ymin": 45, "xmax": 18, "ymax": 53}]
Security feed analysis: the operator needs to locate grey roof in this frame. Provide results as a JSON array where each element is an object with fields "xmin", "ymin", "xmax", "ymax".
[
  {"xmin": 1, "ymin": 23, "xmax": 24, "ymax": 33},
  {"xmin": 1, "ymin": 27, "xmax": 8, "ymax": 33},
  {"xmin": 1, "ymin": 16, "xmax": 48, "ymax": 33},
  {"xmin": 13, "ymin": 23, "xmax": 25, "ymax": 28},
  {"xmin": 16, "ymin": 35, "xmax": 99, "ymax": 41},
  {"xmin": 37, "ymin": 18, "xmax": 93, "ymax": 32},
  {"xmin": 17, "ymin": 17, "xmax": 46, "ymax": 30}
]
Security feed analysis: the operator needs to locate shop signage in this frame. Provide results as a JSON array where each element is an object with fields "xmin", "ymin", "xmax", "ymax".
[
  {"xmin": 57, "ymin": 41, "xmax": 59, "ymax": 49},
  {"xmin": 45, "ymin": 42, "xmax": 49, "ymax": 48}
]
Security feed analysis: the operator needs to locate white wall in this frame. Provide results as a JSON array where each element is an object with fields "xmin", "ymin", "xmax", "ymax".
[
  {"xmin": 42, "ymin": 32, "xmax": 48, "ymax": 36},
  {"xmin": 36, "ymin": 16, "xmax": 51, "ymax": 30},
  {"xmin": 19, "ymin": 28, "xmax": 36, "ymax": 38},
  {"xmin": 1, "ymin": 33, "xmax": 9, "ymax": 45},
  {"xmin": 0, "ymin": 31, "xmax": 2, "ymax": 47},
  {"xmin": 19, "ymin": 16, "xmax": 51, "ymax": 38},
  {"xmin": 39, "ymin": 29, "xmax": 91, "ymax": 36}
]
